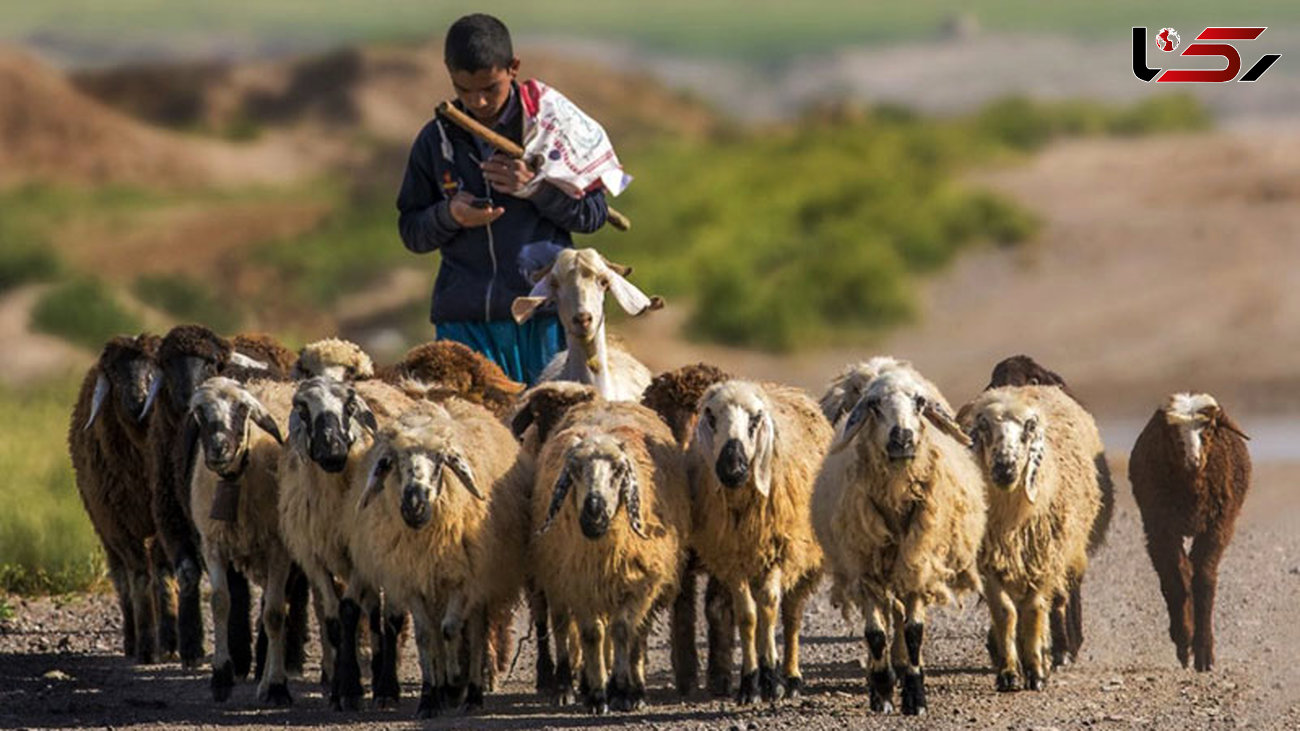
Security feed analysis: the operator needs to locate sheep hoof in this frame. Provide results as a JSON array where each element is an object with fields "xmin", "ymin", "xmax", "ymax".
[
  {"xmin": 1194, "ymin": 657, "xmax": 1214, "ymax": 673},
  {"xmin": 996, "ymin": 670, "xmax": 1021, "ymax": 693},
  {"xmin": 585, "ymin": 687, "xmax": 609, "ymax": 715},
  {"xmin": 1052, "ymin": 650, "xmax": 1071, "ymax": 669},
  {"xmin": 609, "ymin": 678, "xmax": 645, "ymax": 712},
  {"xmin": 707, "ymin": 670, "xmax": 731, "ymax": 698},
  {"xmin": 417, "ymin": 682, "xmax": 440, "ymax": 718},
  {"xmin": 759, "ymin": 665, "xmax": 786, "ymax": 702},
  {"xmin": 1025, "ymin": 671, "xmax": 1046, "ymax": 691},
  {"xmin": 1176, "ymin": 645, "xmax": 1191, "ymax": 669},
  {"xmin": 900, "ymin": 671, "xmax": 926, "ymax": 716},
  {"xmin": 211, "ymin": 660, "xmax": 235, "ymax": 702},
  {"xmin": 440, "ymin": 682, "xmax": 465, "ymax": 708},
  {"xmin": 735, "ymin": 670, "xmax": 761, "ymax": 705},
  {"xmin": 260, "ymin": 682, "xmax": 293, "ymax": 707},
  {"xmin": 784, "ymin": 675, "xmax": 804, "ymax": 700},
  {"xmin": 869, "ymin": 668, "xmax": 895, "ymax": 712}
]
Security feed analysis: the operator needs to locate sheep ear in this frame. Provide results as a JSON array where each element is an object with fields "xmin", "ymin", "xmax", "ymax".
[
  {"xmin": 288, "ymin": 408, "xmax": 305, "ymax": 446},
  {"xmin": 445, "ymin": 452, "xmax": 483, "ymax": 500},
  {"xmin": 753, "ymin": 410, "xmax": 776, "ymax": 498},
  {"xmin": 140, "ymin": 375, "xmax": 163, "ymax": 421},
  {"xmin": 229, "ymin": 352, "xmax": 269, "ymax": 371},
  {"xmin": 85, "ymin": 374, "xmax": 111, "ymax": 430},
  {"xmin": 510, "ymin": 404, "xmax": 535, "ymax": 441},
  {"xmin": 241, "ymin": 392, "xmax": 283, "ymax": 445},
  {"xmin": 830, "ymin": 398, "xmax": 871, "ymax": 454},
  {"xmin": 1215, "ymin": 410, "xmax": 1251, "ymax": 441},
  {"xmin": 619, "ymin": 458, "xmax": 648, "ymax": 538},
  {"xmin": 924, "ymin": 402, "xmax": 972, "ymax": 447},
  {"xmin": 692, "ymin": 407, "xmax": 715, "ymax": 457},
  {"xmin": 607, "ymin": 270, "xmax": 663, "ymax": 317},
  {"xmin": 358, "ymin": 452, "xmax": 393, "ymax": 510},
  {"xmin": 537, "ymin": 462, "xmax": 574, "ymax": 535},
  {"xmin": 353, "ymin": 394, "xmax": 378, "ymax": 436},
  {"xmin": 1021, "ymin": 420, "xmax": 1045, "ymax": 504}
]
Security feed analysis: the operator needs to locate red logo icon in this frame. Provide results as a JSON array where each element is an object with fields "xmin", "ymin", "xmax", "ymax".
[{"xmin": 1133, "ymin": 26, "xmax": 1281, "ymax": 83}]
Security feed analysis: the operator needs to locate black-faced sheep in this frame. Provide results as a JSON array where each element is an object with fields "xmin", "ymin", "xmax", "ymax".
[
  {"xmin": 68, "ymin": 333, "xmax": 172, "ymax": 663},
  {"xmin": 979, "ymin": 354, "xmax": 1114, "ymax": 666},
  {"xmin": 512, "ymin": 248, "xmax": 663, "ymax": 401},
  {"xmin": 813, "ymin": 365, "xmax": 985, "ymax": 716},
  {"xmin": 186, "ymin": 376, "xmax": 295, "ymax": 705},
  {"xmin": 352, "ymin": 398, "xmax": 519, "ymax": 717},
  {"xmin": 689, "ymin": 380, "xmax": 832, "ymax": 704},
  {"xmin": 1129, "ymin": 393, "xmax": 1251, "ymax": 672},
  {"xmin": 532, "ymin": 399, "xmax": 691, "ymax": 713},
  {"xmin": 962, "ymin": 386, "xmax": 1103, "ymax": 692}
]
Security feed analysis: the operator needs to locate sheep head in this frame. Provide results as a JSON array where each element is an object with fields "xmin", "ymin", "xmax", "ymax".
[
  {"xmin": 511, "ymin": 248, "xmax": 664, "ymax": 366},
  {"xmin": 539, "ymin": 431, "xmax": 647, "ymax": 540},
  {"xmin": 831, "ymin": 368, "xmax": 969, "ymax": 461},
  {"xmin": 289, "ymin": 376, "xmax": 378, "ymax": 473},
  {"xmin": 819, "ymin": 357, "xmax": 911, "ymax": 428},
  {"xmin": 86, "ymin": 334, "xmax": 159, "ymax": 430},
  {"xmin": 293, "ymin": 338, "xmax": 375, "ymax": 381},
  {"xmin": 358, "ymin": 409, "xmax": 481, "ymax": 529},
  {"xmin": 1163, "ymin": 393, "xmax": 1250, "ymax": 472},
  {"xmin": 510, "ymin": 381, "xmax": 600, "ymax": 445},
  {"xmin": 986, "ymin": 354, "xmax": 1078, "ymax": 403},
  {"xmin": 967, "ymin": 390, "xmax": 1047, "ymax": 503},
  {"xmin": 186, "ymin": 377, "xmax": 283, "ymax": 478},
  {"xmin": 694, "ymin": 381, "xmax": 776, "ymax": 497},
  {"xmin": 143, "ymin": 325, "xmax": 233, "ymax": 420}
]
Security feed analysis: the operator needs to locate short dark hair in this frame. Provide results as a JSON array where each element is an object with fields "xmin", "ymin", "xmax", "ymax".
[{"xmin": 444, "ymin": 14, "xmax": 514, "ymax": 72}]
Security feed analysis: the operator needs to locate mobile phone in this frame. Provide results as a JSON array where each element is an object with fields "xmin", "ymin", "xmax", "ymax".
[{"xmin": 469, "ymin": 196, "xmax": 493, "ymax": 209}]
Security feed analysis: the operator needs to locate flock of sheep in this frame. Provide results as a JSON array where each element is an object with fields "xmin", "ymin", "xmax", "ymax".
[{"xmin": 66, "ymin": 247, "xmax": 1253, "ymax": 718}]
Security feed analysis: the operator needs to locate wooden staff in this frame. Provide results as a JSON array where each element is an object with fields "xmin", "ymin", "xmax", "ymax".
[{"xmin": 437, "ymin": 101, "xmax": 632, "ymax": 232}]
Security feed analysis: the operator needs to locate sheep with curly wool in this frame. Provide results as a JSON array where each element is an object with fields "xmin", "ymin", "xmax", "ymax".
[
  {"xmin": 819, "ymin": 357, "xmax": 949, "ymax": 429},
  {"xmin": 292, "ymin": 338, "xmax": 376, "ymax": 382},
  {"xmin": 378, "ymin": 341, "xmax": 525, "ymax": 419},
  {"xmin": 813, "ymin": 365, "xmax": 985, "ymax": 716},
  {"xmin": 1129, "ymin": 392, "xmax": 1251, "ymax": 672},
  {"xmin": 531, "ymin": 398, "xmax": 691, "ymax": 714},
  {"xmin": 962, "ymin": 385, "xmax": 1102, "ymax": 693}
]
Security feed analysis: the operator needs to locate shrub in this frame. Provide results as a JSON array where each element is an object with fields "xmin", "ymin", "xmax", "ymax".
[
  {"xmin": 30, "ymin": 279, "xmax": 143, "ymax": 350},
  {"xmin": 132, "ymin": 274, "xmax": 241, "ymax": 333}
]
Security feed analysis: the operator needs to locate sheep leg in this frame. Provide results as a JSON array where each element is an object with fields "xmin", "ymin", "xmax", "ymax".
[
  {"xmin": 890, "ymin": 607, "xmax": 909, "ymax": 679},
  {"xmin": 129, "ymin": 565, "xmax": 157, "ymax": 665},
  {"xmin": 1190, "ymin": 532, "xmax": 1227, "ymax": 672},
  {"xmin": 1017, "ymin": 594, "xmax": 1049, "ymax": 691},
  {"xmin": 705, "ymin": 575, "xmax": 735, "ymax": 698},
  {"xmin": 333, "ymin": 589, "xmax": 365, "ymax": 711},
  {"xmin": 669, "ymin": 561, "xmax": 699, "ymax": 697},
  {"xmin": 1145, "ymin": 528, "xmax": 1194, "ymax": 667},
  {"xmin": 104, "ymin": 551, "xmax": 135, "ymax": 659},
  {"xmin": 228, "ymin": 564, "xmax": 254, "ymax": 680},
  {"xmin": 550, "ymin": 607, "xmax": 578, "ymax": 706},
  {"xmin": 899, "ymin": 596, "xmax": 928, "ymax": 716},
  {"xmin": 369, "ymin": 607, "xmax": 404, "ymax": 708},
  {"xmin": 781, "ymin": 572, "xmax": 816, "ymax": 698},
  {"xmin": 579, "ymin": 616, "xmax": 609, "ymax": 715},
  {"xmin": 441, "ymin": 594, "xmax": 468, "ymax": 702},
  {"xmin": 302, "ymin": 563, "xmax": 339, "ymax": 688},
  {"xmin": 987, "ymin": 578, "xmax": 1021, "ymax": 692},
  {"xmin": 283, "ymin": 564, "xmax": 311, "ymax": 678},
  {"xmin": 149, "ymin": 540, "xmax": 178, "ymax": 660},
  {"xmin": 863, "ymin": 595, "xmax": 895, "ymax": 713},
  {"xmin": 203, "ymin": 545, "xmax": 235, "ymax": 703},
  {"xmin": 730, "ymin": 581, "xmax": 761, "ymax": 705},
  {"xmin": 412, "ymin": 608, "xmax": 441, "ymax": 719},
  {"xmin": 755, "ymin": 569, "xmax": 785, "ymax": 702},
  {"xmin": 256, "ymin": 555, "xmax": 293, "ymax": 706},
  {"xmin": 461, "ymin": 605, "xmax": 487, "ymax": 712},
  {"xmin": 176, "ymin": 553, "xmax": 205, "ymax": 669},
  {"xmin": 1050, "ymin": 591, "xmax": 1070, "ymax": 668},
  {"xmin": 1067, "ymin": 579, "xmax": 1085, "ymax": 662},
  {"xmin": 608, "ymin": 615, "xmax": 644, "ymax": 712}
]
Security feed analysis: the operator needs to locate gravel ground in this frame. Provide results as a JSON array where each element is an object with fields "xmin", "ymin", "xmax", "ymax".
[{"xmin": 3, "ymin": 458, "xmax": 1299, "ymax": 730}]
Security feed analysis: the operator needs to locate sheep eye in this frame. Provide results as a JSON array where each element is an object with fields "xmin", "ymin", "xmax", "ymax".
[
  {"xmin": 748, "ymin": 415, "xmax": 760, "ymax": 436},
  {"xmin": 914, "ymin": 395, "xmax": 927, "ymax": 411}
]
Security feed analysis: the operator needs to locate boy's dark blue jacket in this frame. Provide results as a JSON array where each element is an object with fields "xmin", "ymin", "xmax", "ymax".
[{"xmin": 397, "ymin": 85, "xmax": 608, "ymax": 323}]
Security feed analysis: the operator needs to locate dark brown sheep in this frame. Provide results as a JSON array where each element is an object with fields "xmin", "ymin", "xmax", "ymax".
[
  {"xmin": 981, "ymin": 354, "xmax": 1114, "ymax": 666},
  {"xmin": 378, "ymin": 341, "xmax": 525, "ymax": 421},
  {"xmin": 68, "ymin": 333, "xmax": 173, "ymax": 663},
  {"xmin": 1129, "ymin": 393, "xmax": 1251, "ymax": 672}
]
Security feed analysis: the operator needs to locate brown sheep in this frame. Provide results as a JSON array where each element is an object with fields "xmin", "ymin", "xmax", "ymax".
[
  {"xmin": 980, "ymin": 354, "xmax": 1114, "ymax": 666},
  {"xmin": 377, "ymin": 341, "xmax": 525, "ymax": 420},
  {"xmin": 1129, "ymin": 393, "xmax": 1251, "ymax": 672},
  {"xmin": 67, "ymin": 333, "xmax": 173, "ymax": 663}
]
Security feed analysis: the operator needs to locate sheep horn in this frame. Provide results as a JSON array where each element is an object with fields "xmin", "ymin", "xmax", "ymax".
[
  {"xmin": 445, "ymin": 452, "xmax": 483, "ymax": 500},
  {"xmin": 1216, "ymin": 411, "xmax": 1251, "ymax": 441},
  {"xmin": 139, "ymin": 376, "xmax": 163, "ymax": 421},
  {"xmin": 85, "ymin": 374, "xmax": 110, "ymax": 430},
  {"xmin": 537, "ymin": 465, "xmax": 574, "ymax": 535}
]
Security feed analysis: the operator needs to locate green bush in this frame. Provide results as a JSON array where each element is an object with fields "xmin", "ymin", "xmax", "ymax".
[
  {"xmin": 132, "ymin": 274, "xmax": 241, "ymax": 333},
  {"xmin": 0, "ymin": 378, "xmax": 106, "ymax": 595},
  {"xmin": 30, "ymin": 279, "xmax": 143, "ymax": 350}
]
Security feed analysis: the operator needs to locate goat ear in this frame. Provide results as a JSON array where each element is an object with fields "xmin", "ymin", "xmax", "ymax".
[
  {"xmin": 619, "ymin": 457, "xmax": 648, "ymax": 538},
  {"xmin": 924, "ymin": 401, "xmax": 971, "ymax": 447},
  {"xmin": 537, "ymin": 461, "xmax": 574, "ymax": 535},
  {"xmin": 829, "ymin": 397, "xmax": 871, "ymax": 454},
  {"xmin": 511, "ymin": 296, "xmax": 549, "ymax": 325},
  {"xmin": 1215, "ymin": 410, "xmax": 1251, "ymax": 441},
  {"xmin": 85, "ymin": 374, "xmax": 110, "ymax": 430},
  {"xmin": 607, "ymin": 270, "xmax": 663, "ymax": 317},
  {"xmin": 445, "ymin": 451, "xmax": 483, "ymax": 500},
  {"xmin": 358, "ymin": 451, "xmax": 393, "ymax": 510},
  {"xmin": 753, "ymin": 410, "xmax": 776, "ymax": 498}
]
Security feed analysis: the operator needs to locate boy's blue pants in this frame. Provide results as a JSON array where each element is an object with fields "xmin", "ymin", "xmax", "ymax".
[{"xmin": 435, "ymin": 316, "xmax": 564, "ymax": 386}]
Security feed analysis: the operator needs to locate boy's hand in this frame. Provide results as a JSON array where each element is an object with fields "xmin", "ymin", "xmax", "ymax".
[
  {"xmin": 481, "ymin": 153, "xmax": 535, "ymax": 196},
  {"xmin": 448, "ymin": 191, "xmax": 505, "ymax": 227}
]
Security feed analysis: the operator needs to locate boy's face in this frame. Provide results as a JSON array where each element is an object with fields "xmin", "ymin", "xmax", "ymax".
[{"xmin": 449, "ymin": 59, "xmax": 520, "ymax": 126}]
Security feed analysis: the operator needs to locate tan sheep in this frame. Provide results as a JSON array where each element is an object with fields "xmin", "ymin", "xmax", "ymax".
[
  {"xmin": 531, "ymin": 399, "xmax": 690, "ymax": 713},
  {"xmin": 350, "ymin": 398, "xmax": 519, "ymax": 717},
  {"xmin": 689, "ymin": 380, "xmax": 832, "ymax": 704},
  {"xmin": 813, "ymin": 365, "xmax": 985, "ymax": 716},
  {"xmin": 186, "ymin": 377, "xmax": 294, "ymax": 705},
  {"xmin": 292, "ymin": 338, "xmax": 376, "ymax": 381},
  {"xmin": 961, "ymin": 385, "xmax": 1103, "ymax": 693}
]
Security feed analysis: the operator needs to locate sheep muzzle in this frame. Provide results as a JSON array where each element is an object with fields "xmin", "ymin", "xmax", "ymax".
[
  {"xmin": 400, "ymin": 484, "xmax": 431, "ymax": 529},
  {"xmin": 715, "ymin": 439, "xmax": 750, "ymax": 488},
  {"xmin": 579, "ymin": 494, "xmax": 610, "ymax": 539}
]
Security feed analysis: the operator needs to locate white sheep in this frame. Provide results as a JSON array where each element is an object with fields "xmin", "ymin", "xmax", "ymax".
[
  {"xmin": 531, "ymin": 399, "xmax": 691, "ymax": 714},
  {"xmin": 186, "ymin": 376, "xmax": 294, "ymax": 705},
  {"xmin": 349, "ymin": 398, "xmax": 519, "ymax": 718},
  {"xmin": 813, "ymin": 365, "xmax": 985, "ymax": 716},
  {"xmin": 688, "ymin": 380, "xmax": 832, "ymax": 703},
  {"xmin": 512, "ymin": 248, "xmax": 663, "ymax": 401},
  {"xmin": 961, "ymin": 385, "xmax": 1103, "ymax": 692}
]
